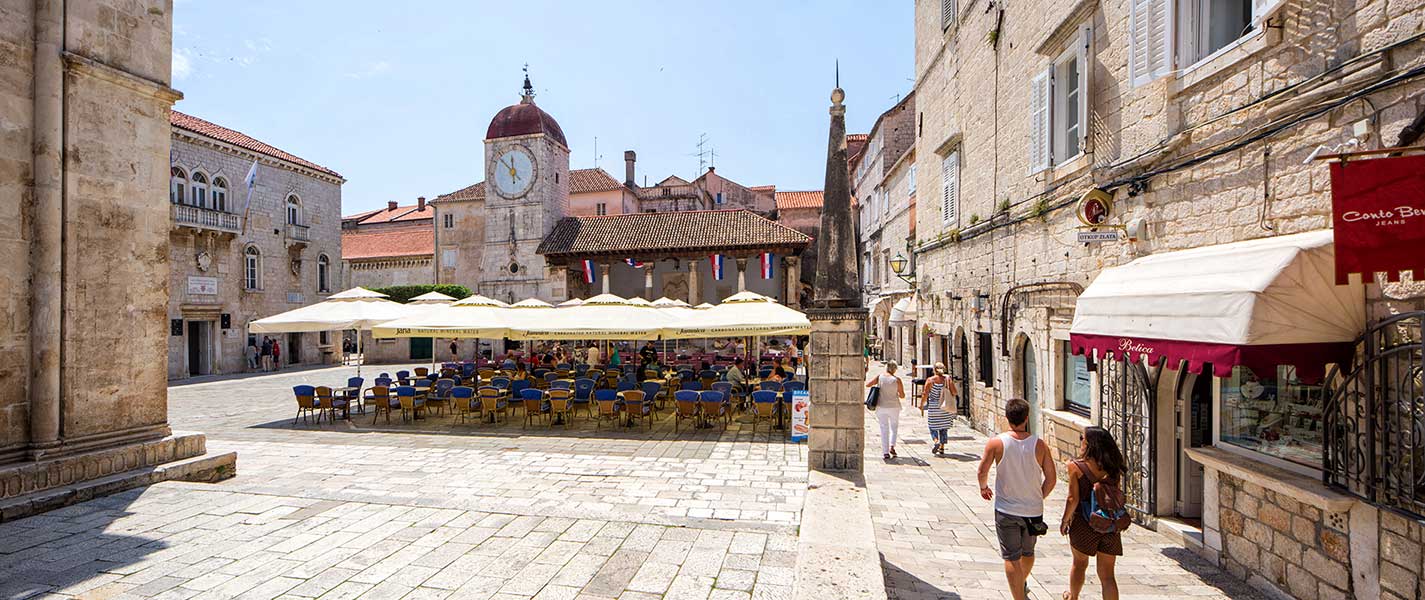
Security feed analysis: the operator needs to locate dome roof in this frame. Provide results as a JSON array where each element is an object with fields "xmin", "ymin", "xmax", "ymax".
[{"xmin": 486, "ymin": 99, "xmax": 567, "ymax": 147}]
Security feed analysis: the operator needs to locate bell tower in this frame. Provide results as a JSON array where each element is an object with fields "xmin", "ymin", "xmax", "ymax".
[{"xmin": 480, "ymin": 71, "xmax": 571, "ymax": 303}]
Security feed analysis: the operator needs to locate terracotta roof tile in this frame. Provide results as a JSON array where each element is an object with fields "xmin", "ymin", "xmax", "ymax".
[
  {"xmin": 775, "ymin": 190, "xmax": 825, "ymax": 210},
  {"xmin": 538, "ymin": 209, "xmax": 811, "ymax": 257},
  {"xmin": 170, "ymin": 110, "xmax": 342, "ymax": 178},
  {"xmin": 341, "ymin": 228, "xmax": 433, "ymax": 260},
  {"xmin": 749, "ymin": 185, "xmax": 777, "ymax": 192},
  {"xmin": 342, "ymin": 203, "xmax": 434, "ymax": 223},
  {"xmin": 570, "ymin": 168, "xmax": 624, "ymax": 194}
]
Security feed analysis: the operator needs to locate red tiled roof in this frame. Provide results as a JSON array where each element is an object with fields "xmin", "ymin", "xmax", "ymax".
[
  {"xmin": 342, "ymin": 203, "xmax": 434, "ymax": 223},
  {"xmin": 775, "ymin": 190, "xmax": 825, "ymax": 210},
  {"xmin": 437, "ymin": 181, "xmax": 487, "ymax": 203},
  {"xmin": 538, "ymin": 209, "xmax": 811, "ymax": 257},
  {"xmin": 170, "ymin": 110, "xmax": 342, "ymax": 178},
  {"xmin": 341, "ymin": 228, "xmax": 433, "ymax": 260},
  {"xmin": 749, "ymin": 185, "xmax": 777, "ymax": 192},
  {"xmin": 570, "ymin": 168, "xmax": 624, "ymax": 194}
]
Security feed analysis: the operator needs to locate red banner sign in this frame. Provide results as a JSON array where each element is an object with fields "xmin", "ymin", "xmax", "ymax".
[{"xmin": 1329, "ymin": 154, "xmax": 1425, "ymax": 284}]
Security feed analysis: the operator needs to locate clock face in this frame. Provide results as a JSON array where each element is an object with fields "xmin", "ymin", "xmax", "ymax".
[{"xmin": 492, "ymin": 147, "xmax": 536, "ymax": 198}]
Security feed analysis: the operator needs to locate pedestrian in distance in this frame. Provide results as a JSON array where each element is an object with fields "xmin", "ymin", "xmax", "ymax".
[
  {"xmin": 246, "ymin": 340, "xmax": 259, "ymax": 371},
  {"xmin": 449, "ymin": 339, "xmax": 459, "ymax": 361},
  {"xmin": 976, "ymin": 398, "xmax": 1056, "ymax": 600},
  {"xmin": 865, "ymin": 361, "xmax": 905, "ymax": 460},
  {"xmin": 919, "ymin": 362, "xmax": 957, "ymax": 455},
  {"xmin": 260, "ymin": 337, "xmax": 273, "ymax": 371},
  {"xmin": 1060, "ymin": 426, "xmax": 1127, "ymax": 600},
  {"xmin": 272, "ymin": 338, "xmax": 282, "ymax": 370}
]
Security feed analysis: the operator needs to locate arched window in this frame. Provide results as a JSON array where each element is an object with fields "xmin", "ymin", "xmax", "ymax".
[
  {"xmin": 170, "ymin": 167, "xmax": 187, "ymax": 204},
  {"xmin": 244, "ymin": 246, "xmax": 262, "ymax": 290},
  {"xmin": 286, "ymin": 195, "xmax": 301, "ymax": 225},
  {"xmin": 317, "ymin": 255, "xmax": 330, "ymax": 293},
  {"xmin": 191, "ymin": 172, "xmax": 209, "ymax": 208},
  {"xmin": 212, "ymin": 177, "xmax": 228, "ymax": 212}
]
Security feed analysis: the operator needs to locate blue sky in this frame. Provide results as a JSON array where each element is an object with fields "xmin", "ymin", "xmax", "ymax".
[{"xmin": 171, "ymin": 1, "xmax": 914, "ymax": 215}]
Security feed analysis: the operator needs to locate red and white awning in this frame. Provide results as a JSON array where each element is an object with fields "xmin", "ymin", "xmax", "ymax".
[{"xmin": 1069, "ymin": 230, "xmax": 1364, "ymax": 381}]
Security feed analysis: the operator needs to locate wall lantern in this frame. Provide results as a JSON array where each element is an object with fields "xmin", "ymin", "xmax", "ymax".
[{"xmin": 888, "ymin": 253, "xmax": 914, "ymax": 285}]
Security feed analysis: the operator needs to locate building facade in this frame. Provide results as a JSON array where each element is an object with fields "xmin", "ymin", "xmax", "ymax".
[
  {"xmin": 911, "ymin": 0, "xmax": 1425, "ymax": 598},
  {"xmin": 342, "ymin": 199, "xmax": 435, "ymax": 289},
  {"xmin": 168, "ymin": 111, "xmax": 344, "ymax": 379},
  {"xmin": 853, "ymin": 93, "xmax": 917, "ymax": 364}
]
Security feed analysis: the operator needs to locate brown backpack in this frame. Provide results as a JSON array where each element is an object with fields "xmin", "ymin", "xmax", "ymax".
[{"xmin": 1078, "ymin": 460, "xmax": 1132, "ymax": 534}]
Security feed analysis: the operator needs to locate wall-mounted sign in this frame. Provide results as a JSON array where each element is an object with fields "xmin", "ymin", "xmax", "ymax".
[
  {"xmin": 790, "ymin": 389, "xmax": 810, "ymax": 442},
  {"xmin": 186, "ymin": 276, "xmax": 218, "ymax": 295},
  {"xmin": 1076, "ymin": 230, "xmax": 1120, "ymax": 243},
  {"xmin": 1329, "ymin": 154, "xmax": 1425, "ymax": 284},
  {"xmin": 1076, "ymin": 188, "xmax": 1114, "ymax": 227}
]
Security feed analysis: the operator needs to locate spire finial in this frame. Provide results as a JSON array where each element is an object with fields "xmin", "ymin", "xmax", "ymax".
[
  {"xmin": 521, "ymin": 63, "xmax": 535, "ymax": 102},
  {"xmin": 835, "ymin": 59, "xmax": 839, "ymax": 88}
]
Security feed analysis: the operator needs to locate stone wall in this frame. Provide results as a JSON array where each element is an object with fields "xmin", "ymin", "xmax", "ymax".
[
  {"xmin": 346, "ymin": 256, "xmax": 434, "ymax": 289},
  {"xmin": 1377, "ymin": 510, "xmax": 1425, "ymax": 600},
  {"xmin": 0, "ymin": 2, "xmax": 35, "ymax": 458},
  {"xmin": 1216, "ymin": 471, "xmax": 1352, "ymax": 600},
  {"xmin": 434, "ymin": 197, "xmax": 485, "ymax": 289}
]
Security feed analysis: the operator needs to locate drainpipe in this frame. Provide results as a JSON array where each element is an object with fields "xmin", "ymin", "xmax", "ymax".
[{"xmin": 29, "ymin": 0, "xmax": 65, "ymax": 459}]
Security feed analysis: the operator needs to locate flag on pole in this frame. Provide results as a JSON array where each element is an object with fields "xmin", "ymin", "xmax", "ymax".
[
  {"xmin": 760, "ymin": 253, "xmax": 775, "ymax": 279},
  {"xmin": 710, "ymin": 254, "xmax": 725, "ymax": 280},
  {"xmin": 582, "ymin": 259, "xmax": 597, "ymax": 284},
  {"xmin": 625, "ymin": 258, "xmax": 645, "ymax": 268},
  {"xmin": 240, "ymin": 159, "xmax": 258, "ymax": 234}
]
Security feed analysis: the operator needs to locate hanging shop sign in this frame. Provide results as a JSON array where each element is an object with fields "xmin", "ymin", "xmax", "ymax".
[
  {"xmin": 1329, "ymin": 153, "xmax": 1425, "ymax": 284},
  {"xmin": 789, "ymin": 389, "xmax": 810, "ymax": 442},
  {"xmin": 1076, "ymin": 188, "xmax": 1114, "ymax": 226}
]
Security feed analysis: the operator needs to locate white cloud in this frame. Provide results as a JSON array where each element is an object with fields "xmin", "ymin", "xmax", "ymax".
[
  {"xmin": 346, "ymin": 60, "xmax": 392, "ymax": 79},
  {"xmin": 172, "ymin": 48, "xmax": 192, "ymax": 81}
]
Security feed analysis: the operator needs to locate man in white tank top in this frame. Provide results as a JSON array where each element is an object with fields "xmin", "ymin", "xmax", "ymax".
[{"xmin": 975, "ymin": 398, "xmax": 1056, "ymax": 600}]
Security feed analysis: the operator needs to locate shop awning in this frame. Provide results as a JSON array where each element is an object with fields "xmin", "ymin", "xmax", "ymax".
[
  {"xmin": 889, "ymin": 296, "xmax": 918, "ymax": 326},
  {"xmin": 1069, "ymin": 230, "xmax": 1364, "ymax": 381}
]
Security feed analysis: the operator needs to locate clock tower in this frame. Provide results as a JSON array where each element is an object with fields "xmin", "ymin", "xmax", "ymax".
[{"xmin": 480, "ymin": 74, "xmax": 571, "ymax": 303}]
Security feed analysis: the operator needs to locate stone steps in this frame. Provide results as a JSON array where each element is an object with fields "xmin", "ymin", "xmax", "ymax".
[{"xmin": 0, "ymin": 451, "xmax": 236, "ymax": 523}]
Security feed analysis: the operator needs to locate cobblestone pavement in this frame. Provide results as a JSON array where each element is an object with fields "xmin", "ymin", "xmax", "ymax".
[
  {"xmin": 0, "ymin": 364, "xmax": 805, "ymax": 600},
  {"xmin": 863, "ymin": 365, "xmax": 1266, "ymax": 600}
]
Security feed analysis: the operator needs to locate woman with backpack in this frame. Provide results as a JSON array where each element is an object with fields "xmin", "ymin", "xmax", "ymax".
[{"xmin": 1059, "ymin": 426, "xmax": 1126, "ymax": 600}]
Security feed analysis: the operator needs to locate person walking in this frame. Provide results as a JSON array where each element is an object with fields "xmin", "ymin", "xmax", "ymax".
[
  {"xmin": 260, "ymin": 337, "xmax": 273, "ymax": 371},
  {"xmin": 866, "ymin": 361, "xmax": 906, "ymax": 460},
  {"xmin": 449, "ymin": 339, "xmax": 459, "ymax": 361},
  {"xmin": 245, "ymin": 341, "xmax": 258, "ymax": 371},
  {"xmin": 272, "ymin": 338, "xmax": 282, "ymax": 370},
  {"xmin": 919, "ymin": 362, "xmax": 957, "ymax": 455},
  {"xmin": 1060, "ymin": 426, "xmax": 1126, "ymax": 600},
  {"xmin": 586, "ymin": 343, "xmax": 601, "ymax": 367},
  {"xmin": 976, "ymin": 398, "xmax": 1056, "ymax": 600}
]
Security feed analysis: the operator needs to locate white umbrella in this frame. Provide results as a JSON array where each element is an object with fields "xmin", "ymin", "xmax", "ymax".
[
  {"xmin": 664, "ymin": 291, "xmax": 810, "ymax": 339},
  {"xmin": 557, "ymin": 298, "xmax": 584, "ymax": 307},
  {"xmin": 508, "ymin": 293, "xmax": 676, "ymax": 340},
  {"xmin": 370, "ymin": 293, "xmax": 511, "ymax": 339},
  {"xmin": 248, "ymin": 287, "xmax": 413, "ymax": 375},
  {"xmin": 409, "ymin": 291, "xmax": 458, "ymax": 304}
]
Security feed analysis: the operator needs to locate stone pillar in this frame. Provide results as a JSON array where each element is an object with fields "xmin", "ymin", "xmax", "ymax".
[
  {"xmin": 600, "ymin": 263, "xmax": 611, "ymax": 295},
  {"xmin": 785, "ymin": 256, "xmax": 801, "ymax": 308},
  {"xmin": 736, "ymin": 258, "xmax": 748, "ymax": 292},
  {"xmin": 687, "ymin": 259, "xmax": 700, "ymax": 305},
  {"xmin": 644, "ymin": 267, "xmax": 654, "ymax": 300},
  {"xmin": 807, "ymin": 308, "xmax": 867, "ymax": 472},
  {"xmin": 28, "ymin": 0, "xmax": 64, "ymax": 458}
]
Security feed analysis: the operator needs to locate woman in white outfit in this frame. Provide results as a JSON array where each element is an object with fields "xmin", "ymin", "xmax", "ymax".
[{"xmin": 866, "ymin": 361, "xmax": 906, "ymax": 460}]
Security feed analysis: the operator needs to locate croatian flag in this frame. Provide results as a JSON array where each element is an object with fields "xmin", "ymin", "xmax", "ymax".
[
  {"xmin": 710, "ymin": 254, "xmax": 725, "ymax": 280},
  {"xmin": 760, "ymin": 253, "xmax": 774, "ymax": 279},
  {"xmin": 582, "ymin": 259, "xmax": 596, "ymax": 284},
  {"xmin": 625, "ymin": 258, "xmax": 645, "ymax": 268}
]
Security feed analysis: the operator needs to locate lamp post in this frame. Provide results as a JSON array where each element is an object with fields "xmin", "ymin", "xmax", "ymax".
[{"xmin": 889, "ymin": 253, "xmax": 914, "ymax": 286}]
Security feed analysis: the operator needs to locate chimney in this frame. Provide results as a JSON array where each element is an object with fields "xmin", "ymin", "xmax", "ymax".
[
  {"xmin": 417, "ymin": 196, "xmax": 427, "ymax": 210},
  {"xmin": 387, "ymin": 201, "xmax": 398, "ymax": 211},
  {"xmin": 624, "ymin": 150, "xmax": 637, "ymax": 187},
  {"xmin": 707, "ymin": 166, "xmax": 716, "ymax": 174}
]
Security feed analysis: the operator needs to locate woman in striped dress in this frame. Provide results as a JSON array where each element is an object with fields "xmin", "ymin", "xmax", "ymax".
[{"xmin": 920, "ymin": 362, "xmax": 958, "ymax": 455}]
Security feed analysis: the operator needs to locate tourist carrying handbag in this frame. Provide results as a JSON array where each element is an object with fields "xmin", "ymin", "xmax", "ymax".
[{"xmin": 865, "ymin": 362, "xmax": 905, "ymax": 460}]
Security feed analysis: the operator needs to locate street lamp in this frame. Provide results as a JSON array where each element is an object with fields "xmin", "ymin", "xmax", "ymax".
[{"xmin": 889, "ymin": 253, "xmax": 914, "ymax": 285}]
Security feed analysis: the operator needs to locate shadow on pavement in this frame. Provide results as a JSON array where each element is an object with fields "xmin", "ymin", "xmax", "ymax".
[
  {"xmin": 0, "ymin": 489, "xmax": 169, "ymax": 598},
  {"xmin": 881, "ymin": 554, "xmax": 962, "ymax": 600},
  {"xmin": 1156, "ymin": 546, "xmax": 1268, "ymax": 598}
]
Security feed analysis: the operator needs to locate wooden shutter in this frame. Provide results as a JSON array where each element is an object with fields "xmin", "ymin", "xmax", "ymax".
[
  {"xmin": 941, "ymin": 151, "xmax": 959, "ymax": 227},
  {"xmin": 1129, "ymin": 0, "xmax": 1172, "ymax": 87},
  {"xmin": 941, "ymin": 0, "xmax": 956, "ymax": 30},
  {"xmin": 1252, "ymin": 0, "xmax": 1287, "ymax": 27},
  {"xmin": 1029, "ymin": 70, "xmax": 1051, "ymax": 173}
]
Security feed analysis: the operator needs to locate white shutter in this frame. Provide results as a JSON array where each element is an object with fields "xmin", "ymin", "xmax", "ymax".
[
  {"xmin": 1129, "ymin": 0, "xmax": 1173, "ymax": 87},
  {"xmin": 1029, "ymin": 69, "xmax": 1051, "ymax": 173},
  {"xmin": 941, "ymin": 0, "xmax": 956, "ymax": 30},
  {"xmin": 941, "ymin": 151, "xmax": 959, "ymax": 227},
  {"xmin": 1076, "ymin": 26, "xmax": 1091, "ymax": 154},
  {"xmin": 1252, "ymin": 0, "xmax": 1287, "ymax": 27}
]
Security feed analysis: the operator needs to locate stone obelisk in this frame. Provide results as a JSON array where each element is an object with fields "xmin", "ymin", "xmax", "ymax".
[{"xmin": 807, "ymin": 79, "xmax": 866, "ymax": 473}]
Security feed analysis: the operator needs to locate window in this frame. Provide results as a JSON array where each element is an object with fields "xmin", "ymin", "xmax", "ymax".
[
  {"xmin": 596, "ymin": 203, "xmax": 607, "ymax": 216},
  {"xmin": 1030, "ymin": 27, "xmax": 1089, "ymax": 172},
  {"xmin": 882, "ymin": 189, "xmax": 890, "ymax": 216},
  {"xmin": 1218, "ymin": 365, "xmax": 1325, "ymax": 467},
  {"xmin": 319, "ymin": 331, "xmax": 330, "ymax": 345},
  {"xmin": 443, "ymin": 213, "xmax": 454, "ymax": 228},
  {"xmin": 1060, "ymin": 340, "xmax": 1091, "ymax": 416},
  {"xmin": 977, "ymin": 332, "xmax": 994, "ymax": 385},
  {"xmin": 1130, "ymin": 0, "xmax": 1284, "ymax": 86},
  {"xmin": 190, "ymin": 172, "xmax": 208, "ymax": 208},
  {"xmin": 442, "ymin": 248, "xmax": 457, "ymax": 268},
  {"xmin": 941, "ymin": 0, "xmax": 957, "ymax": 30},
  {"xmin": 170, "ymin": 167, "xmax": 187, "ymax": 204},
  {"xmin": 317, "ymin": 255, "xmax": 330, "ymax": 293},
  {"xmin": 907, "ymin": 165, "xmax": 916, "ymax": 197},
  {"xmin": 286, "ymin": 195, "xmax": 301, "ymax": 225},
  {"xmin": 941, "ymin": 151, "xmax": 959, "ymax": 226},
  {"xmin": 715, "ymin": 192, "xmax": 724, "ymax": 205},
  {"xmin": 212, "ymin": 177, "xmax": 228, "ymax": 212},
  {"xmin": 244, "ymin": 246, "xmax": 261, "ymax": 290}
]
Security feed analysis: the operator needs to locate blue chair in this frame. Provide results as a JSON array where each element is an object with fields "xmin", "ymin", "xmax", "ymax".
[
  {"xmin": 673, "ymin": 390, "xmax": 701, "ymax": 432},
  {"xmin": 550, "ymin": 379, "xmax": 573, "ymax": 390},
  {"xmin": 374, "ymin": 376, "xmax": 392, "ymax": 388},
  {"xmin": 502, "ymin": 359, "xmax": 517, "ymax": 370},
  {"xmin": 396, "ymin": 370, "xmax": 411, "ymax": 382},
  {"xmin": 509, "ymin": 379, "xmax": 531, "ymax": 410},
  {"xmin": 461, "ymin": 363, "xmax": 476, "ymax": 378},
  {"xmin": 543, "ymin": 372, "xmax": 560, "ymax": 387},
  {"xmin": 574, "ymin": 364, "xmax": 590, "ymax": 376},
  {"xmin": 751, "ymin": 390, "xmax": 779, "ymax": 432},
  {"xmin": 379, "ymin": 372, "xmax": 391, "ymax": 379},
  {"xmin": 593, "ymin": 389, "xmax": 620, "ymax": 427},
  {"xmin": 699, "ymin": 390, "xmax": 728, "ymax": 429},
  {"xmin": 758, "ymin": 368, "xmax": 773, "ymax": 379},
  {"xmin": 478, "ymin": 386, "xmax": 508, "ymax": 424},
  {"xmin": 394, "ymin": 386, "xmax": 424, "ymax": 421},
  {"xmin": 451, "ymin": 386, "xmax": 477, "ymax": 423},
  {"xmin": 759, "ymin": 381, "xmax": 782, "ymax": 392},
  {"xmin": 532, "ymin": 368, "xmax": 550, "ymax": 380},
  {"xmin": 640, "ymin": 381, "xmax": 663, "ymax": 409},
  {"xmin": 426, "ymin": 378, "xmax": 455, "ymax": 416},
  {"xmin": 573, "ymin": 378, "xmax": 596, "ymax": 416},
  {"xmin": 344, "ymin": 377, "xmax": 365, "ymax": 413},
  {"xmin": 292, "ymin": 385, "xmax": 318, "ymax": 425},
  {"xmin": 680, "ymin": 380, "xmax": 702, "ymax": 391},
  {"xmin": 491, "ymin": 376, "xmax": 511, "ymax": 390},
  {"xmin": 677, "ymin": 369, "xmax": 695, "ymax": 381},
  {"xmin": 617, "ymin": 380, "xmax": 636, "ymax": 393},
  {"xmin": 711, "ymin": 382, "xmax": 736, "ymax": 409},
  {"xmin": 520, "ymin": 388, "xmax": 549, "ymax": 427}
]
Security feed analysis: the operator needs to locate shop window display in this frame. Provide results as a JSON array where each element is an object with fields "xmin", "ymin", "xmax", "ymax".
[{"xmin": 1219, "ymin": 365, "xmax": 1325, "ymax": 467}]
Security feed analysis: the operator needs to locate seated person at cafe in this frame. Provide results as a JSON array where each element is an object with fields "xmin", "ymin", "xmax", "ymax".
[
  {"xmin": 726, "ymin": 358, "xmax": 748, "ymax": 393},
  {"xmin": 769, "ymin": 366, "xmax": 788, "ymax": 383}
]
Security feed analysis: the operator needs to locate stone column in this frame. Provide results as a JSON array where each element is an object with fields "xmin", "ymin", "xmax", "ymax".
[
  {"xmin": 644, "ymin": 267, "xmax": 654, "ymax": 300},
  {"xmin": 600, "ymin": 263, "xmax": 611, "ymax": 295},
  {"xmin": 785, "ymin": 256, "xmax": 801, "ymax": 308},
  {"xmin": 736, "ymin": 258, "xmax": 748, "ymax": 292},
  {"xmin": 687, "ymin": 259, "xmax": 700, "ymax": 305},
  {"xmin": 807, "ymin": 308, "xmax": 867, "ymax": 472},
  {"xmin": 29, "ymin": 0, "xmax": 64, "ymax": 458}
]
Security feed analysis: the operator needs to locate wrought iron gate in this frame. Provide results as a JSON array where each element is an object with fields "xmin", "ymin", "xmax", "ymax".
[
  {"xmin": 1099, "ymin": 357, "xmax": 1159, "ymax": 522},
  {"xmin": 1324, "ymin": 311, "xmax": 1425, "ymax": 519}
]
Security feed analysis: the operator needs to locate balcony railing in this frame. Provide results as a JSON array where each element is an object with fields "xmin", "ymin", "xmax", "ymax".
[
  {"xmin": 286, "ymin": 223, "xmax": 311, "ymax": 243},
  {"xmin": 172, "ymin": 204, "xmax": 242, "ymax": 234}
]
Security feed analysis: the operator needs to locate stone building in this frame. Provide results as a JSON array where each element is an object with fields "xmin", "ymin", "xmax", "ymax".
[
  {"xmin": 342, "ymin": 199, "xmax": 435, "ymax": 289},
  {"xmin": 853, "ymin": 93, "xmax": 917, "ymax": 365},
  {"xmin": 1, "ymin": 0, "xmax": 231, "ymax": 513},
  {"xmin": 168, "ymin": 111, "xmax": 344, "ymax": 379},
  {"xmin": 910, "ymin": 0, "xmax": 1425, "ymax": 598}
]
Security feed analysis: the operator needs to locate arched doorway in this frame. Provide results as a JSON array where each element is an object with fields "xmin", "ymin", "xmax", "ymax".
[
  {"xmin": 952, "ymin": 329, "xmax": 971, "ymax": 417},
  {"xmin": 1016, "ymin": 335, "xmax": 1041, "ymax": 435}
]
